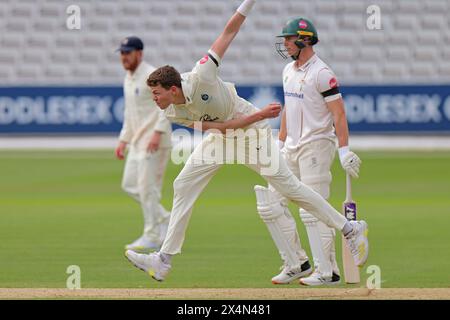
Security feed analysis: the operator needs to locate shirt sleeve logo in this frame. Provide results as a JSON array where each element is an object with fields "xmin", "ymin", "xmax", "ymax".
[
  {"xmin": 199, "ymin": 55, "xmax": 209, "ymax": 65},
  {"xmin": 329, "ymin": 77, "xmax": 338, "ymax": 88}
]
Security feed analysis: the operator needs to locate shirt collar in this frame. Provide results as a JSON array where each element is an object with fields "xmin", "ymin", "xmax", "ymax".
[
  {"xmin": 296, "ymin": 54, "xmax": 318, "ymax": 72},
  {"xmin": 179, "ymin": 72, "xmax": 193, "ymax": 106}
]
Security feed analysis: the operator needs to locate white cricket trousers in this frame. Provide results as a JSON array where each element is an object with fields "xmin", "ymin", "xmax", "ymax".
[
  {"xmin": 122, "ymin": 146, "xmax": 171, "ymax": 243},
  {"xmin": 160, "ymin": 130, "xmax": 348, "ymax": 255},
  {"xmin": 277, "ymin": 139, "xmax": 340, "ymax": 275}
]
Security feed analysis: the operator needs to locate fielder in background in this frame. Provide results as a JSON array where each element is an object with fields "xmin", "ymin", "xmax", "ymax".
[
  {"xmin": 115, "ymin": 36, "xmax": 172, "ymax": 253},
  {"xmin": 269, "ymin": 18, "xmax": 362, "ymax": 286},
  {"xmin": 124, "ymin": 0, "xmax": 369, "ymax": 283}
]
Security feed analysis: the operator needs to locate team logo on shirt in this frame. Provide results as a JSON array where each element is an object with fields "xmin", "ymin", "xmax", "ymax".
[
  {"xmin": 201, "ymin": 93, "xmax": 212, "ymax": 103},
  {"xmin": 329, "ymin": 77, "xmax": 338, "ymax": 88},
  {"xmin": 200, "ymin": 55, "xmax": 209, "ymax": 64},
  {"xmin": 135, "ymin": 88, "xmax": 139, "ymax": 96}
]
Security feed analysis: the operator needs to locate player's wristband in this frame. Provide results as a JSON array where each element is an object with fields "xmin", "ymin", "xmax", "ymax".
[
  {"xmin": 237, "ymin": 0, "xmax": 256, "ymax": 17},
  {"xmin": 338, "ymin": 146, "xmax": 350, "ymax": 164}
]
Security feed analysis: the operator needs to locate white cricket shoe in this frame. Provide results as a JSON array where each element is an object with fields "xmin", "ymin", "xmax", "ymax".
[
  {"xmin": 125, "ymin": 235, "xmax": 161, "ymax": 253},
  {"xmin": 125, "ymin": 250, "xmax": 171, "ymax": 281},
  {"xmin": 299, "ymin": 271, "xmax": 341, "ymax": 286},
  {"xmin": 271, "ymin": 260, "xmax": 313, "ymax": 284},
  {"xmin": 344, "ymin": 220, "xmax": 369, "ymax": 267}
]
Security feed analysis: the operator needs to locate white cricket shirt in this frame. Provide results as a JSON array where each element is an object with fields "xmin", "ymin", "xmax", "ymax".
[
  {"xmin": 119, "ymin": 61, "xmax": 172, "ymax": 149},
  {"xmin": 164, "ymin": 50, "xmax": 269, "ymax": 131},
  {"xmin": 283, "ymin": 54, "xmax": 341, "ymax": 151}
]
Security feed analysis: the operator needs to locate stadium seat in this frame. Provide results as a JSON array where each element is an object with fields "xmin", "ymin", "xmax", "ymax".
[
  {"xmin": 423, "ymin": 0, "xmax": 448, "ymax": 14},
  {"xmin": 395, "ymin": 1, "xmax": 423, "ymax": 14},
  {"xmin": 387, "ymin": 46, "xmax": 411, "ymax": 62},
  {"xmin": 78, "ymin": 49, "xmax": 102, "ymax": 64},
  {"xmin": 1, "ymin": 34, "xmax": 25, "ymax": 48},
  {"xmin": 437, "ymin": 62, "xmax": 450, "ymax": 78},
  {"xmin": 39, "ymin": 3, "xmax": 61, "ymax": 18},
  {"xmin": 49, "ymin": 49, "xmax": 76, "ymax": 64},
  {"xmin": 45, "ymin": 65, "xmax": 69, "ymax": 79},
  {"xmin": 149, "ymin": 3, "xmax": 172, "ymax": 16},
  {"xmin": 203, "ymin": 2, "xmax": 227, "ymax": 16},
  {"xmin": 258, "ymin": 1, "xmax": 282, "ymax": 16},
  {"xmin": 26, "ymin": 34, "xmax": 51, "ymax": 49},
  {"xmin": 116, "ymin": 18, "xmax": 140, "ymax": 33},
  {"xmin": 337, "ymin": 15, "xmax": 365, "ymax": 31},
  {"xmin": 10, "ymin": 4, "xmax": 33, "ymax": 18},
  {"xmin": 332, "ymin": 47, "xmax": 355, "ymax": 62},
  {"xmin": 22, "ymin": 50, "xmax": 45, "ymax": 65},
  {"xmin": 421, "ymin": 15, "xmax": 446, "ymax": 30},
  {"xmin": 353, "ymin": 62, "xmax": 378, "ymax": 79},
  {"xmin": 0, "ymin": 66, "xmax": 12, "ymax": 81},
  {"xmin": 93, "ymin": 2, "xmax": 116, "ymax": 17},
  {"xmin": 0, "ymin": 52, "xmax": 16, "ymax": 64},
  {"xmin": 382, "ymin": 62, "xmax": 407, "ymax": 78},
  {"xmin": 342, "ymin": 0, "xmax": 366, "ymax": 14},
  {"xmin": 358, "ymin": 47, "xmax": 383, "ymax": 62},
  {"xmin": 176, "ymin": 1, "xmax": 198, "ymax": 16},
  {"xmin": 313, "ymin": 15, "xmax": 337, "ymax": 33},
  {"xmin": 0, "ymin": 0, "xmax": 446, "ymax": 86},
  {"xmin": 409, "ymin": 62, "xmax": 436, "ymax": 77},
  {"xmin": 120, "ymin": 3, "xmax": 145, "ymax": 17},
  {"xmin": 417, "ymin": 31, "xmax": 442, "ymax": 46},
  {"xmin": 17, "ymin": 64, "xmax": 42, "ymax": 79},
  {"xmin": 388, "ymin": 30, "xmax": 413, "ymax": 46},
  {"xmin": 414, "ymin": 47, "xmax": 438, "ymax": 62},
  {"xmin": 315, "ymin": 1, "xmax": 339, "ymax": 14},
  {"xmin": 360, "ymin": 31, "xmax": 386, "ymax": 45},
  {"xmin": 394, "ymin": 15, "xmax": 419, "ymax": 30}
]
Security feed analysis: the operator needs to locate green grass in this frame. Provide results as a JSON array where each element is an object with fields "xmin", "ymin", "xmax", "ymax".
[{"xmin": 0, "ymin": 150, "xmax": 449, "ymax": 288}]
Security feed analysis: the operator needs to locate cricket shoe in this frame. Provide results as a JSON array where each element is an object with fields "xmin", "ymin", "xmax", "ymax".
[
  {"xmin": 125, "ymin": 235, "xmax": 161, "ymax": 253},
  {"xmin": 271, "ymin": 260, "xmax": 313, "ymax": 284},
  {"xmin": 299, "ymin": 271, "xmax": 341, "ymax": 286},
  {"xmin": 125, "ymin": 250, "xmax": 171, "ymax": 281},
  {"xmin": 344, "ymin": 220, "xmax": 369, "ymax": 267}
]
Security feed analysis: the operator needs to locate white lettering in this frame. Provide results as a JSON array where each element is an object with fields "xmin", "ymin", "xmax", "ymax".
[
  {"xmin": 367, "ymin": 5, "xmax": 382, "ymax": 30},
  {"xmin": 345, "ymin": 94, "xmax": 443, "ymax": 124},
  {"xmin": 66, "ymin": 5, "xmax": 81, "ymax": 30}
]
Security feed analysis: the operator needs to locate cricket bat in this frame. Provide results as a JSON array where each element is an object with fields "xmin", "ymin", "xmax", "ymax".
[{"xmin": 341, "ymin": 173, "xmax": 360, "ymax": 284}]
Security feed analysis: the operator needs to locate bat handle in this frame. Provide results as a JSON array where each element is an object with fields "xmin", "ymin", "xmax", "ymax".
[{"xmin": 346, "ymin": 173, "xmax": 352, "ymax": 202}]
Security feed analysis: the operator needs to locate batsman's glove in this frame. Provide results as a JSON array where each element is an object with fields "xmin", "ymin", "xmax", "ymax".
[{"xmin": 339, "ymin": 146, "xmax": 361, "ymax": 178}]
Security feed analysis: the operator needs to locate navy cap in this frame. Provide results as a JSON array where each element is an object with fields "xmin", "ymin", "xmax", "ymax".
[{"xmin": 117, "ymin": 36, "xmax": 144, "ymax": 53}]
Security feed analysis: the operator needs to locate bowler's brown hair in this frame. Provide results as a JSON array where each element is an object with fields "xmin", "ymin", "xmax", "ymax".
[{"xmin": 147, "ymin": 65, "xmax": 182, "ymax": 89}]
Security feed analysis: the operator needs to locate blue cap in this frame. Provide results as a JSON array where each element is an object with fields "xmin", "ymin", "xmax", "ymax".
[{"xmin": 117, "ymin": 36, "xmax": 144, "ymax": 52}]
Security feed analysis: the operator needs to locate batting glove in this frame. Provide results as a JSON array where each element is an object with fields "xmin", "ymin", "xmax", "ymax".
[{"xmin": 339, "ymin": 146, "xmax": 361, "ymax": 178}]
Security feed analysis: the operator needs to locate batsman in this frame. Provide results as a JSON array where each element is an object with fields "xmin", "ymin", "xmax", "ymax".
[{"xmin": 265, "ymin": 17, "xmax": 362, "ymax": 285}]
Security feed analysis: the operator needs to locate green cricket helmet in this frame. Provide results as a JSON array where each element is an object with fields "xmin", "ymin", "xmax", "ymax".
[{"xmin": 276, "ymin": 17, "xmax": 319, "ymax": 59}]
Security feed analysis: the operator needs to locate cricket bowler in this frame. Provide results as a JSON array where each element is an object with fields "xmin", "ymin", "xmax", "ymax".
[
  {"xmin": 115, "ymin": 36, "xmax": 172, "ymax": 252},
  {"xmin": 125, "ymin": 0, "xmax": 369, "ymax": 282}
]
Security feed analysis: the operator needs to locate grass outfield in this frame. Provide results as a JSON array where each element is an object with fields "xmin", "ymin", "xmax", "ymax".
[{"xmin": 0, "ymin": 150, "xmax": 449, "ymax": 289}]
